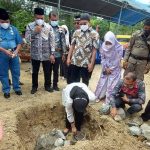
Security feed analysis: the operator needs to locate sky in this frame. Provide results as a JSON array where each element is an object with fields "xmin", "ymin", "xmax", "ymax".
[{"xmin": 117, "ymin": 0, "xmax": 150, "ymax": 13}]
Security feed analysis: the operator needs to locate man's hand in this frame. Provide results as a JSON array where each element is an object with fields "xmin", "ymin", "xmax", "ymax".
[
  {"xmin": 62, "ymin": 54, "xmax": 66, "ymax": 62},
  {"xmin": 50, "ymin": 54, "xmax": 55, "ymax": 64},
  {"xmin": 67, "ymin": 58, "xmax": 71, "ymax": 66},
  {"xmin": 88, "ymin": 63, "xmax": 94, "ymax": 72},
  {"xmin": 122, "ymin": 60, "xmax": 128, "ymax": 69},
  {"xmin": 110, "ymin": 107, "xmax": 117, "ymax": 118},
  {"xmin": 34, "ymin": 25, "xmax": 42, "ymax": 33},
  {"xmin": 121, "ymin": 94, "xmax": 129, "ymax": 103},
  {"xmin": 71, "ymin": 122, "xmax": 77, "ymax": 135},
  {"xmin": 5, "ymin": 50, "xmax": 13, "ymax": 57}
]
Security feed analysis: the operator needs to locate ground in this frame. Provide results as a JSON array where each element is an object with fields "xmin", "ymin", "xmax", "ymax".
[{"xmin": 0, "ymin": 63, "xmax": 150, "ymax": 150}]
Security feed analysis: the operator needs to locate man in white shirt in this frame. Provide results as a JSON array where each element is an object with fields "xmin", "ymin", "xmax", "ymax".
[{"xmin": 62, "ymin": 82, "xmax": 96, "ymax": 135}]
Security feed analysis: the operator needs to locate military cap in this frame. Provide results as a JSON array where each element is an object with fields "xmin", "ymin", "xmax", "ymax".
[
  {"xmin": 80, "ymin": 13, "xmax": 91, "ymax": 21},
  {"xmin": 0, "ymin": 8, "xmax": 9, "ymax": 20}
]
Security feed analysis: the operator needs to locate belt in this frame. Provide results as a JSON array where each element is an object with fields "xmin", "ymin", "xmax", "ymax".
[{"xmin": 130, "ymin": 53, "xmax": 149, "ymax": 60}]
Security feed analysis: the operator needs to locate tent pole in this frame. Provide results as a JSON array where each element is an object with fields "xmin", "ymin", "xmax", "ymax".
[
  {"xmin": 116, "ymin": 7, "xmax": 123, "ymax": 34},
  {"xmin": 58, "ymin": 0, "xmax": 61, "ymax": 16}
]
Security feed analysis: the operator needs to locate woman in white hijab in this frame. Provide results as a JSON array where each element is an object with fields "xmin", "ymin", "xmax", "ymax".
[{"xmin": 95, "ymin": 31, "xmax": 123, "ymax": 104}]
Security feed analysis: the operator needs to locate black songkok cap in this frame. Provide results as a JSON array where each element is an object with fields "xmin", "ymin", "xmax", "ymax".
[
  {"xmin": 80, "ymin": 13, "xmax": 91, "ymax": 21},
  {"xmin": 0, "ymin": 8, "xmax": 9, "ymax": 20},
  {"xmin": 144, "ymin": 18, "xmax": 150, "ymax": 26},
  {"xmin": 34, "ymin": 8, "xmax": 44, "ymax": 15},
  {"xmin": 74, "ymin": 14, "xmax": 81, "ymax": 21}
]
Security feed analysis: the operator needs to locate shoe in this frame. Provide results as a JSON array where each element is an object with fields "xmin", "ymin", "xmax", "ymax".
[
  {"xmin": 31, "ymin": 88, "xmax": 37, "ymax": 94},
  {"xmin": 15, "ymin": 91, "xmax": 22, "ymax": 95},
  {"xmin": 53, "ymin": 86, "xmax": 60, "ymax": 91},
  {"xmin": 45, "ymin": 87, "xmax": 53, "ymax": 92},
  {"xmin": 19, "ymin": 81, "xmax": 24, "ymax": 85},
  {"xmin": 4, "ymin": 93, "xmax": 10, "ymax": 98}
]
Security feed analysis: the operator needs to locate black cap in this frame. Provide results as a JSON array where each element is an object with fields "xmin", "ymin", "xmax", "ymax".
[
  {"xmin": 0, "ymin": 8, "xmax": 9, "ymax": 20},
  {"xmin": 144, "ymin": 18, "xmax": 150, "ymax": 26},
  {"xmin": 80, "ymin": 13, "xmax": 91, "ymax": 21},
  {"xmin": 34, "ymin": 8, "xmax": 44, "ymax": 15},
  {"xmin": 73, "ymin": 98, "xmax": 88, "ymax": 113},
  {"xmin": 74, "ymin": 14, "xmax": 80, "ymax": 21}
]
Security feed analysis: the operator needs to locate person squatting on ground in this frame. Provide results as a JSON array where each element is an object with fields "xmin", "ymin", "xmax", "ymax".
[
  {"xmin": 95, "ymin": 31, "xmax": 123, "ymax": 103},
  {"xmin": 67, "ymin": 13, "xmax": 99, "ymax": 86},
  {"xmin": 110, "ymin": 72, "xmax": 145, "ymax": 118},
  {"xmin": 25, "ymin": 8, "xmax": 55, "ymax": 94},
  {"xmin": 62, "ymin": 82, "xmax": 96, "ymax": 135},
  {"xmin": 49, "ymin": 11, "xmax": 66, "ymax": 91},
  {"xmin": 0, "ymin": 8, "xmax": 22, "ymax": 98},
  {"xmin": 123, "ymin": 18, "xmax": 150, "ymax": 81}
]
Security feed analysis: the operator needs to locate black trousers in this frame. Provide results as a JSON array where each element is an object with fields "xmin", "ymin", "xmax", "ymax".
[
  {"xmin": 69, "ymin": 64, "xmax": 90, "ymax": 86},
  {"xmin": 141, "ymin": 100, "xmax": 150, "ymax": 121},
  {"xmin": 60, "ymin": 57, "xmax": 68, "ymax": 79},
  {"xmin": 65, "ymin": 108, "xmax": 84, "ymax": 131},
  {"xmin": 50, "ymin": 57, "xmax": 61, "ymax": 87},
  {"xmin": 31, "ymin": 59, "xmax": 51, "ymax": 89}
]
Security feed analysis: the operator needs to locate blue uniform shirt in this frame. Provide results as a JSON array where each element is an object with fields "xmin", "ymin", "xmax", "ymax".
[{"xmin": 0, "ymin": 25, "xmax": 22, "ymax": 50}]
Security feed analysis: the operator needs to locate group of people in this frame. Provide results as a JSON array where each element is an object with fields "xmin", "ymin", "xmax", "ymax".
[{"xmin": 0, "ymin": 7, "xmax": 150, "ymax": 136}]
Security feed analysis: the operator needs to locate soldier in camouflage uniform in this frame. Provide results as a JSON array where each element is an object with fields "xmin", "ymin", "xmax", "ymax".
[
  {"xmin": 67, "ymin": 13, "xmax": 99, "ymax": 86},
  {"xmin": 123, "ymin": 19, "xmax": 150, "ymax": 80},
  {"xmin": 49, "ymin": 11, "xmax": 66, "ymax": 91}
]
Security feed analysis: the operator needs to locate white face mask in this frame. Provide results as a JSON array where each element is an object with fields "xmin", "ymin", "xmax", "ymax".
[
  {"xmin": 0, "ymin": 23, "xmax": 10, "ymax": 29},
  {"xmin": 80, "ymin": 25, "xmax": 89, "ymax": 32},
  {"xmin": 36, "ymin": 19, "xmax": 44, "ymax": 26},
  {"xmin": 105, "ymin": 45, "xmax": 113, "ymax": 49},
  {"xmin": 51, "ymin": 21, "xmax": 58, "ymax": 27}
]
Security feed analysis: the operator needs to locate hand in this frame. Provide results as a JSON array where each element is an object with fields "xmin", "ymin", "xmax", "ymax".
[
  {"xmin": 50, "ymin": 54, "xmax": 55, "ymax": 64},
  {"xmin": 67, "ymin": 58, "xmax": 71, "ymax": 66},
  {"xmin": 34, "ymin": 25, "xmax": 42, "ymax": 33},
  {"xmin": 5, "ymin": 50, "xmax": 13, "ymax": 57},
  {"xmin": 121, "ymin": 94, "xmax": 129, "ymax": 102},
  {"xmin": 72, "ymin": 126, "xmax": 77, "ymax": 135},
  {"xmin": 88, "ymin": 63, "xmax": 94, "ymax": 72},
  {"xmin": 110, "ymin": 107, "xmax": 117, "ymax": 118},
  {"xmin": 105, "ymin": 68, "xmax": 112, "ymax": 74},
  {"xmin": 122, "ymin": 60, "xmax": 128, "ymax": 69},
  {"xmin": 62, "ymin": 54, "xmax": 66, "ymax": 62}
]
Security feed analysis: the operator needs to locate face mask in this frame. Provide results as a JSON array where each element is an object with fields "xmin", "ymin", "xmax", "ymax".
[
  {"xmin": 0, "ymin": 23, "xmax": 10, "ymax": 29},
  {"xmin": 35, "ymin": 19, "xmax": 44, "ymax": 26},
  {"xmin": 144, "ymin": 29, "xmax": 150, "ymax": 37},
  {"xmin": 51, "ymin": 21, "xmax": 58, "ymax": 27},
  {"xmin": 105, "ymin": 45, "xmax": 113, "ymax": 49},
  {"xmin": 80, "ymin": 25, "xmax": 89, "ymax": 32}
]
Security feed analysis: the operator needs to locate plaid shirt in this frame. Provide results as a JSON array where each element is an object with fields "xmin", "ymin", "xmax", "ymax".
[
  {"xmin": 71, "ymin": 27, "xmax": 99, "ymax": 67},
  {"xmin": 25, "ymin": 21, "xmax": 55, "ymax": 61}
]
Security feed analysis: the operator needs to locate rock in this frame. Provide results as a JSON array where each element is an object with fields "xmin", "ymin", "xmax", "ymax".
[
  {"xmin": 99, "ymin": 103, "xmax": 110, "ymax": 115},
  {"xmin": 54, "ymin": 138, "xmax": 64, "ymax": 147},
  {"xmin": 117, "ymin": 108, "xmax": 126, "ymax": 119},
  {"xmin": 141, "ymin": 123, "xmax": 150, "ymax": 140},
  {"xmin": 114, "ymin": 115, "xmax": 122, "ymax": 122},
  {"xmin": 128, "ymin": 117, "xmax": 143, "ymax": 127},
  {"xmin": 129, "ymin": 126, "xmax": 142, "ymax": 136}
]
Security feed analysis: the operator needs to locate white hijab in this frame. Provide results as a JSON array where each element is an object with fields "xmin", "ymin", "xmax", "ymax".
[
  {"xmin": 101, "ymin": 31, "xmax": 123, "ymax": 58},
  {"xmin": 61, "ymin": 25, "xmax": 70, "ymax": 47}
]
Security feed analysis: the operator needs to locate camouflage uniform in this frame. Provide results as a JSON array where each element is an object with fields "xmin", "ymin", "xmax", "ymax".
[
  {"xmin": 70, "ymin": 27, "xmax": 99, "ymax": 85},
  {"xmin": 124, "ymin": 30, "xmax": 150, "ymax": 80}
]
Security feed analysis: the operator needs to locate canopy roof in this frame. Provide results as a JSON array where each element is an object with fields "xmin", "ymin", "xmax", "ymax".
[{"xmin": 33, "ymin": 0, "xmax": 150, "ymax": 26}]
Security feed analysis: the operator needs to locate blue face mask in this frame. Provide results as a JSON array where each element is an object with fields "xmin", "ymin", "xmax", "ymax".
[{"xmin": 50, "ymin": 21, "xmax": 58, "ymax": 27}]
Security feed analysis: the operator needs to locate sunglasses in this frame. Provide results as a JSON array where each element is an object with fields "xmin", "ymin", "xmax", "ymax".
[{"xmin": 80, "ymin": 23, "xmax": 88, "ymax": 25}]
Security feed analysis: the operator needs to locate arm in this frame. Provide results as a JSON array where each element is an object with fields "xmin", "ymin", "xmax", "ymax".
[
  {"xmin": 129, "ymin": 82, "xmax": 145, "ymax": 105},
  {"xmin": 124, "ymin": 34, "xmax": 135, "ymax": 61},
  {"xmin": 67, "ymin": 44, "xmax": 75, "ymax": 65},
  {"xmin": 110, "ymin": 81, "xmax": 123, "ymax": 108},
  {"xmin": 65, "ymin": 103, "xmax": 74, "ymax": 123}
]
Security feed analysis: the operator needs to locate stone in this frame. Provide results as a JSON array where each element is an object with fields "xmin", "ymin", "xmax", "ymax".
[
  {"xmin": 141, "ymin": 123, "xmax": 150, "ymax": 140},
  {"xmin": 99, "ymin": 103, "xmax": 110, "ymax": 115},
  {"xmin": 117, "ymin": 108, "xmax": 126, "ymax": 119},
  {"xmin": 114, "ymin": 115, "xmax": 123, "ymax": 122},
  {"xmin": 54, "ymin": 138, "xmax": 64, "ymax": 147},
  {"xmin": 129, "ymin": 126, "xmax": 142, "ymax": 136}
]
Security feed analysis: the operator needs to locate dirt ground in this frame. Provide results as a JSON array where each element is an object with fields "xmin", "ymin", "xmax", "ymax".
[{"xmin": 0, "ymin": 63, "xmax": 150, "ymax": 150}]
